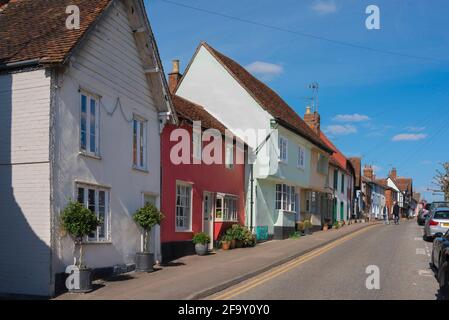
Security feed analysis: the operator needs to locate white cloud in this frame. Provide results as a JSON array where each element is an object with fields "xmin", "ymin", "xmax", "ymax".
[
  {"xmin": 405, "ymin": 126, "xmax": 426, "ymax": 132},
  {"xmin": 333, "ymin": 113, "xmax": 370, "ymax": 122},
  {"xmin": 392, "ymin": 133, "xmax": 427, "ymax": 142},
  {"xmin": 311, "ymin": 0, "xmax": 337, "ymax": 15},
  {"xmin": 245, "ymin": 61, "xmax": 283, "ymax": 80},
  {"xmin": 324, "ymin": 125, "xmax": 357, "ymax": 136}
]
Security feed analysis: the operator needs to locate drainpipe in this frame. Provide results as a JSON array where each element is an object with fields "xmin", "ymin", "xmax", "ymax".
[{"xmin": 250, "ymin": 163, "xmax": 254, "ymax": 232}]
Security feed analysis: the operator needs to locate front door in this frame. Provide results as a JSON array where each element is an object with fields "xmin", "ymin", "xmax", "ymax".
[{"xmin": 203, "ymin": 192, "xmax": 214, "ymax": 250}]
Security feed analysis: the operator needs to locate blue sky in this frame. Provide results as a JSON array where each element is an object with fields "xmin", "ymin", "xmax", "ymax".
[{"xmin": 146, "ymin": 0, "xmax": 449, "ymax": 201}]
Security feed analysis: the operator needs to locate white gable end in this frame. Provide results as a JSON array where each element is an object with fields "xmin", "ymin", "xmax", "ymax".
[{"xmin": 176, "ymin": 46, "xmax": 273, "ymax": 150}]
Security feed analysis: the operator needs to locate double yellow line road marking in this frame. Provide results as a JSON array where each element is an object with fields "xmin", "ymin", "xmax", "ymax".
[{"xmin": 211, "ymin": 224, "xmax": 380, "ymax": 300}]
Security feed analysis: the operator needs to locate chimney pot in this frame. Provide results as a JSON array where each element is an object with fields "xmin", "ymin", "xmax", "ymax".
[
  {"xmin": 304, "ymin": 107, "xmax": 320, "ymax": 135},
  {"xmin": 172, "ymin": 59, "xmax": 180, "ymax": 74},
  {"xmin": 168, "ymin": 59, "xmax": 182, "ymax": 94}
]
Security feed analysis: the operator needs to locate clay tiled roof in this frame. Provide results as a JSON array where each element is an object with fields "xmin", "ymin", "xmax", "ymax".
[
  {"xmin": 200, "ymin": 42, "xmax": 333, "ymax": 154},
  {"xmin": 0, "ymin": 0, "xmax": 112, "ymax": 66},
  {"xmin": 172, "ymin": 95, "xmax": 228, "ymax": 134},
  {"xmin": 396, "ymin": 177, "xmax": 413, "ymax": 193},
  {"xmin": 319, "ymin": 131, "xmax": 349, "ymax": 173}
]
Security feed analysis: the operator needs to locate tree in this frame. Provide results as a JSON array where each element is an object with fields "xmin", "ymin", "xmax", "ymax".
[
  {"xmin": 434, "ymin": 162, "xmax": 449, "ymax": 201},
  {"xmin": 133, "ymin": 203, "xmax": 164, "ymax": 252},
  {"xmin": 60, "ymin": 201, "xmax": 100, "ymax": 269}
]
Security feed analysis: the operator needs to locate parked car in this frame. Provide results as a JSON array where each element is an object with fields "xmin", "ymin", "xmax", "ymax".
[
  {"xmin": 424, "ymin": 208, "xmax": 449, "ymax": 241},
  {"xmin": 431, "ymin": 202, "xmax": 449, "ymax": 211},
  {"xmin": 431, "ymin": 230, "xmax": 449, "ymax": 299}
]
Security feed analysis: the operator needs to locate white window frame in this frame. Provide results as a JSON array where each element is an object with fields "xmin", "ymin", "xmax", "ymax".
[
  {"xmin": 80, "ymin": 91, "xmax": 100, "ymax": 157},
  {"xmin": 215, "ymin": 194, "xmax": 238, "ymax": 222},
  {"xmin": 278, "ymin": 136, "xmax": 288, "ymax": 163},
  {"xmin": 275, "ymin": 184, "xmax": 296, "ymax": 212},
  {"xmin": 297, "ymin": 145, "xmax": 305, "ymax": 169},
  {"xmin": 175, "ymin": 181, "xmax": 193, "ymax": 232},
  {"xmin": 192, "ymin": 129, "xmax": 202, "ymax": 160},
  {"xmin": 225, "ymin": 142, "xmax": 234, "ymax": 169},
  {"xmin": 76, "ymin": 183, "xmax": 111, "ymax": 243},
  {"xmin": 132, "ymin": 116, "xmax": 148, "ymax": 171}
]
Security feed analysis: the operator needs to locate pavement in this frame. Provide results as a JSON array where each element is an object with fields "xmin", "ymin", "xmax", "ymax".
[
  {"xmin": 55, "ymin": 221, "xmax": 378, "ymax": 300},
  {"xmin": 208, "ymin": 220, "xmax": 442, "ymax": 300}
]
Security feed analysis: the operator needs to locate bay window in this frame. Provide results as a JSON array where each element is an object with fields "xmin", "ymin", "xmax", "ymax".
[
  {"xmin": 215, "ymin": 195, "xmax": 238, "ymax": 222},
  {"xmin": 275, "ymin": 184, "xmax": 296, "ymax": 212}
]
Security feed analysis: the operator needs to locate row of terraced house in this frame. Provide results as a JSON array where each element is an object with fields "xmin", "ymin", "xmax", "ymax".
[{"xmin": 0, "ymin": 0, "xmax": 414, "ymax": 297}]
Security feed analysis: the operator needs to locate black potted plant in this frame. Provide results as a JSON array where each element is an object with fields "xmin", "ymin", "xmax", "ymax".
[
  {"xmin": 192, "ymin": 232, "xmax": 211, "ymax": 256},
  {"xmin": 133, "ymin": 203, "xmax": 164, "ymax": 272},
  {"xmin": 60, "ymin": 200, "xmax": 100, "ymax": 293}
]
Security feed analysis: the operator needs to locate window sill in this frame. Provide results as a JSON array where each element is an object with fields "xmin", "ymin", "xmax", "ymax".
[
  {"xmin": 83, "ymin": 241, "xmax": 112, "ymax": 245},
  {"xmin": 132, "ymin": 166, "xmax": 149, "ymax": 174},
  {"xmin": 215, "ymin": 220, "xmax": 239, "ymax": 223},
  {"xmin": 79, "ymin": 152, "xmax": 102, "ymax": 160},
  {"xmin": 278, "ymin": 160, "xmax": 288, "ymax": 165},
  {"xmin": 175, "ymin": 230, "xmax": 193, "ymax": 233}
]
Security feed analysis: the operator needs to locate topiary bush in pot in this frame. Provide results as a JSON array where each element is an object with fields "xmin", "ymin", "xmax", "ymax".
[
  {"xmin": 60, "ymin": 200, "xmax": 100, "ymax": 293},
  {"xmin": 133, "ymin": 203, "xmax": 164, "ymax": 272}
]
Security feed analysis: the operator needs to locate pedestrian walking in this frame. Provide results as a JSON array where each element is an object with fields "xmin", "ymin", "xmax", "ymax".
[{"xmin": 393, "ymin": 201, "xmax": 400, "ymax": 225}]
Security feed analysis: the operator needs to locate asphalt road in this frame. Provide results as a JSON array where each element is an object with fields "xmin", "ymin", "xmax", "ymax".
[{"xmin": 210, "ymin": 220, "xmax": 441, "ymax": 300}]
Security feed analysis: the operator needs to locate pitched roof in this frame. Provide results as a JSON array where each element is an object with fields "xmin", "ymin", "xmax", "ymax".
[
  {"xmin": 319, "ymin": 131, "xmax": 350, "ymax": 174},
  {"xmin": 0, "ymin": 0, "xmax": 112, "ymax": 66},
  {"xmin": 396, "ymin": 177, "xmax": 413, "ymax": 193},
  {"xmin": 172, "ymin": 95, "xmax": 228, "ymax": 134},
  {"xmin": 200, "ymin": 42, "xmax": 333, "ymax": 154}
]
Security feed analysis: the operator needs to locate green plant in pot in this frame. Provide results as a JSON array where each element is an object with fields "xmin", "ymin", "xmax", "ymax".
[
  {"xmin": 221, "ymin": 234, "xmax": 232, "ymax": 250},
  {"xmin": 193, "ymin": 232, "xmax": 211, "ymax": 256},
  {"xmin": 297, "ymin": 221, "xmax": 305, "ymax": 233},
  {"xmin": 241, "ymin": 226, "xmax": 257, "ymax": 247},
  {"xmin": 323, "ymin": 218, "xmax": 331, "ymax": 231},
  {"xmin": 60, "ymin": 201, "xmax": 100, "ymax": 293},
  {"xmin": 133, "ymin": 203, "xmax": 164, "ymax": 272},
  {"xmin": 303, "ymin": 220, "xmax": 313, "ymax": 235},
  {"xmin": 333, "ymin": 221, "xmax": 340, "ymax": 230}
]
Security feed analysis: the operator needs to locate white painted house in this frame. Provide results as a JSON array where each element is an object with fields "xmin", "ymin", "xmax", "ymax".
[
  {"xmin": 0, "ymin": 0, "xmax": 174, "ymax": 297},
  {"xmin": 174, "ymin": 42, "xmax": 333, "ymax": 239}
]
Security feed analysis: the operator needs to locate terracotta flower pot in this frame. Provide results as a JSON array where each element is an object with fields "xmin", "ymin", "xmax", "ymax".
[{"xmin": 222, "ymin": 241, "xmax": 231, "ymax": 250}]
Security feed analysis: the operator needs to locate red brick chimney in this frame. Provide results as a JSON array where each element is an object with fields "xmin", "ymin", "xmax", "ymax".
[
  {"xmin": 304, "ymin": 106, "xmax": 321, "ymax": 134},
  {"xmin": 390, "ymin": 168, "xmax": 397, "ymax": 180},
  {"xmin": 363, "ymin": 165, "xmax": 374, "ymax": 180},
  {"xmin": 168, "ymin": 60, "xmax": 182, "ymax": 94}
]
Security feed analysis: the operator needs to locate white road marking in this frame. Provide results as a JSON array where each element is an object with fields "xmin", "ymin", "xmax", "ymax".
[
  {"xmin": 418, "ymin": 270, "xmax": 434, "ymax": 277},
  {"xmin": 416, "ymin": 248, "xmax": 426, "ymax": 255},
  {"xmin": 414, "ymin": 237, "xmax": 422, "ymax": 241}
]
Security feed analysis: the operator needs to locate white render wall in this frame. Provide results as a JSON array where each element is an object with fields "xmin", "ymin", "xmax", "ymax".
[
  {"xmin": 176, "ymin": 46, "xmax": 275, "ymax": 178},
  {"xmin": 0, "ymin": 70, "xmax": 52, "ymax": 296},
  {"xmin": 53, "ymin": 1, "xmax": 162, "ymax": 275}
]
